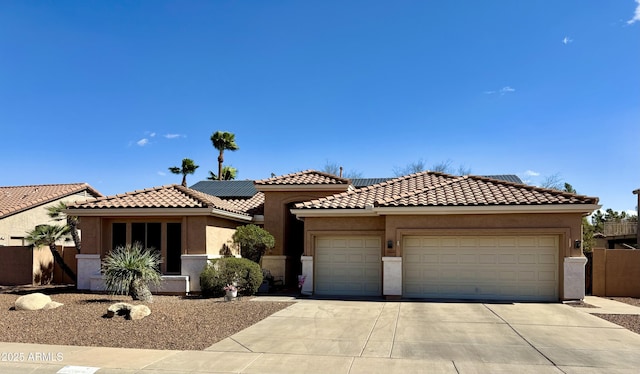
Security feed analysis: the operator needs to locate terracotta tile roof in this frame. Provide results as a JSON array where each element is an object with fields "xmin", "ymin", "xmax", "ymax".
[
  {"xmin": 223, "ymin": 192, "xmax": 265, "ymax": 215},
  {"xmin": 294, "ymin": 172, "xmax": 599, "ymax": 209},
  {"xmin": 68, "ymin": 185, "xmax": 250, "ymax": 216},
  {"xmin": 0, "ymin": 183, "xmax": 103, "ymax": 218},
  {"xmin": 254, "ymin": 170, "xmax": 350, "ymax": 186}
]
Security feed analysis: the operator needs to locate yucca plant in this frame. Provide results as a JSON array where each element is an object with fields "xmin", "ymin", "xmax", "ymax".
[{"xmin": 102, "ymin": 243, "xmax": 162, "ymax": 302}]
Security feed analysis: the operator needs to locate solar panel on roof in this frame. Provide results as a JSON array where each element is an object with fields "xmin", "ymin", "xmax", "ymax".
[{"xmin": 189, "ymin": 180, "xmax": 257, "ymax": 197}]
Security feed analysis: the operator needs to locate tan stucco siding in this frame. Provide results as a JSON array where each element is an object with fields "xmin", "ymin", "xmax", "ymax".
[
  {"xmin": 592, "ymin": 248, "xmax": 640, "ymax": 297},
  {"xmin": 205, "ymin": 216, "xmax": 241, "ymax": 256},
  {"xmin": 78, "ymin": 216, "xmax": 101, "ymax": 255},
  {"xmin": 0, "ymin": 195, "xmax": 89, "ymax": 247},
  {"xmin": 384, "ymin": 213, "xmax": 583, "ymax": 257},
  {"xmin": 263, "ymin": 191, "xmax": 347, "ymax": 256},
  {"xmin": 184, "ymin": 216, "xmax": 207, "ymax": 254}
]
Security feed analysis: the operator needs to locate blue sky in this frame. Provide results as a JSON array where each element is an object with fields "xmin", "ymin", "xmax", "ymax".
[{"xmin": 1, "ymin": 1, "xmax": 638, "ymax": 213}]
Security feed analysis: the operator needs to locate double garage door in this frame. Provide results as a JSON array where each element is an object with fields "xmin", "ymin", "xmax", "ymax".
[
  {"xmin": 403, "ymin": 235, "xmax": 559, "ymax": 301},
  {"xmin": 314, "ymin": 234, "xmax": 559, "ymax": 301}
]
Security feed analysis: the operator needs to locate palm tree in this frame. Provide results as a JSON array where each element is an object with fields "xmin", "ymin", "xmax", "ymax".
[
  {"xmin": 210, "ymin": 131, "xmax": 239, "ymax": 180},
  {"xmin": 47, "ymin": 201, "xmax": 82, "ymax": 253},
  {"xmin": 168, "ymin": 158, "xmax": 199, "ymax": 187},
  {"xmin": 207, "ymin": 166, "xmax": 238, "ymax": 181},
  {"xmin": 102, "ymin": 243, "xmax": 162, "ymax": 302},
  {"xmin": 25, "ymin": 224, "xmax": 77, "ymax": 282}
]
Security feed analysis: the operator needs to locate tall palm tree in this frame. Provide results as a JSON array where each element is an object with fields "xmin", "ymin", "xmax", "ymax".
[
  {"xmin": 168, "ymin": 158, "xmax": 199, "ymax": 187},
  {"xmin": 210, "ymin": 131, "xmax": 239, "ymax": 180},
  {"xmin": 25, "ymin": 224, "xmax": 77, "ymax": 282},
  {"xmin": 47, "ymin": 201, "xmax": 82, "ymax": 253},
  {"xmin": 207, "ymin": 166, "xmax": 238, "ymax": 181}
]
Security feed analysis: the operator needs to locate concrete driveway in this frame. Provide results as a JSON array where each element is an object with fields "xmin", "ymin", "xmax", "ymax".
[
  {"xmin": 3, "ymin": 297, "xmax": 640, "ymax": 373},
  {"xmin": 206, "ymin": 298, "xmax": 640, "ymax": 373}
]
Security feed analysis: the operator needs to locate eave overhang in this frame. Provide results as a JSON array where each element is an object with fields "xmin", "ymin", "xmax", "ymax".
[
  {"xmin": 65, "ymin": 207, "xmax": 253, "ymax": 222},
  {"xmin": 210, "ymin": 208, "xmax": 253, "ymax": 222},
  {"xmin": 291, "ymin": 204, "xmax": 602, "ymax": 218}
]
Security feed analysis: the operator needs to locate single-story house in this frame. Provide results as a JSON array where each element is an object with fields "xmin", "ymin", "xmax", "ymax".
[
  {"xmin": 0, "ymin": 183, "xmax": 103, "ymax": 246},
  {"xmin": 67, "ymin": 170, "xmax": 599, "ymax": 301},
  {"xmin": 0, "ymin": 183, "xmax": 103, "ymax": 285}
]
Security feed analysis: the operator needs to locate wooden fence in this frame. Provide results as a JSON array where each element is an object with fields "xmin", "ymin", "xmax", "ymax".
[
  {"xmin": 0, "ymin": 245, "xmax": 77, "ymax": 286},
  {"xmin": 592, "ymin": 248, "xmax": 640, "ymax": 297}
]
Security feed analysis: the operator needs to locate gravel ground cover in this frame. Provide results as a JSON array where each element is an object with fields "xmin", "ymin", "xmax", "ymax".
[
  {"xmin": 593, "ymin": 297, "xmax": 640, "ymax": 335},
  {"xmin": 0, "ymin": 289, "xmax": 293, "ymax": 351},
  {"xmin": 3, "ymin": 286, "xmax": 640, "ymax": 350}
]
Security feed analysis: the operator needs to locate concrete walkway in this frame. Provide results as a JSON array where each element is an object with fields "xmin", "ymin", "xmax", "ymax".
[
  {"xmin": 1, "ymin": 296, "xmax": 639, "ymax": 373},
  {"xmin": 579, "ymin": 296, "xmax": 640, "ymax": 315}
]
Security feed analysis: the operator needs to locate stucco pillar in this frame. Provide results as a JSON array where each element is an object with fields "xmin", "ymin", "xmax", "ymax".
[
  {"xmin": 383, "ymin": 256, "xmax": 402, "ymax": 297},
  {"xmin": 181, "ymin": 254, "xmax": 211, "ymax": 293},
  {"xmin": 563, "ymin": 256, "xmax": 588, "ymax": 300},
  {"xmin": 75, "ymin": 254, "xmax": 101, "ymax": 290},
  {"xmin": 300, "ymin": 256, "xmax": 313, "ymax": 295}
]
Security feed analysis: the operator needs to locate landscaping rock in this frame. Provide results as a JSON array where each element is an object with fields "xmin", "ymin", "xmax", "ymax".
[
  {"xmin": 130, "ymin": 305, "xmax": 151, "ymax": 320},
  {"xmin": 107, "ymin": 302, "xmax": 151, "ymax": 320},
  {"xmin": 15, "ymin": 293, "xmax": 53, "ymax": 311},
  {"xmin": 107, "ymin": 302, "xmax": 132, "ymax": 318},
  {"xmin": 42, "ymin": 301, "xmax": 64, "ymax": 310}
]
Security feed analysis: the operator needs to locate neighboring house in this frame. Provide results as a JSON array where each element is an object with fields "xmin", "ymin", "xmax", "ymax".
[
  {"xmin": 594, "ymin": 188, "xmax": 640, "ymax": 249},
  {"xmin": 0, "ymin": 183, "xmax": 103, "ymax": 246},
  {"xmin": 68, "ymin": 171, "xmax": 599, "ymax": 301},
  {"xmin": 0, "ymin": 183, "xmax": 103, "ymax": 285}
]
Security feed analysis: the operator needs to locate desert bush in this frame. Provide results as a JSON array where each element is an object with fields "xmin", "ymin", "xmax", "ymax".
[
  {"xmin": 102, "ymin": 243, "xmax": 162, "ymax": 302},
  {"xmin": 232, "ymin": 224, "xmax": 275, "ymax": 263},
  {"xmin": 200, "ymin": 257, "xmax": 263, "ymax": 297}
]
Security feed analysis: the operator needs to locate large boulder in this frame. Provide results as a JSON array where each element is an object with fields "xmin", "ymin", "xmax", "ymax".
[
  {"xmin": 42, "ymin": 301, "xmax": 64, "ymax": 310},
  {"xmin": 15, "ymin": 293, "xmax": 63, "ymax": 311},
  {"xmin": 106, "ymin": 302, "xmax": 151, "ymax": 320},
  {"xmin": 130, "ymin": 305, "xmax": 151, "ymax": 320}
]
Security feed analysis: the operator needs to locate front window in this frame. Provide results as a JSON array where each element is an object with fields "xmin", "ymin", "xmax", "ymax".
[
  {"xmin": 112, "ymin": 223, "xmax": 126, "ymax": 249},
  {"xmin": 110, "ymin": 222, "xmax": 181, "ymax": 274},
  {"xmin": 131, "ymin": 222, "xmax": 161, "ymax": 252}
]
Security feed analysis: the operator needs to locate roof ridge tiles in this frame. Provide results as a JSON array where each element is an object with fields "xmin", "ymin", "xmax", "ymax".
[
  {"xmin": 255, "ymin": 169, "xmax": 350, "ymax": 185},
  {"xmin": 1, "ymin": 182, "xmax": 88, "ymax": 189}
]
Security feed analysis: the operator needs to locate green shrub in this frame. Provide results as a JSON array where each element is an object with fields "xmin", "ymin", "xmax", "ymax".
[
  {"xmin": 232, "ymin": 224, "xmax": 275, "ymax": 263},
  {"xmin": 200, "ymin": 257, "xmax": 263, "ymax": 297},
  {"xmin": 101, "ymin": 243, "xmax": 162, "ymax": 302}
]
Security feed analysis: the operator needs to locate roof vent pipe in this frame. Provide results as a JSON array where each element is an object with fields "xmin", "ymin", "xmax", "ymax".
[{"xmin": 339, "ymin": 166, "xmax": 343, "ymax": 178}]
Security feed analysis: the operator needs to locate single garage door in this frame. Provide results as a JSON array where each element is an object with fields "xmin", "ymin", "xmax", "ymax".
[
  {"xmin": 315, "ymin": 236, "xmax": 382, "ymax": 296},
  {"xmin": 403, "ymin": 235, "xmax": 558, "ymax": 301}
]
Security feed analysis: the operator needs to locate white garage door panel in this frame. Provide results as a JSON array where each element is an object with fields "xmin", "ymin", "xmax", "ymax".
[
  {"xmin": 315, "ymin": 236, "xmax": 381, "ymax": 296},
  {"xmin": 403, "ymin": 235, "xmax": 558, "ymax": 301}
]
